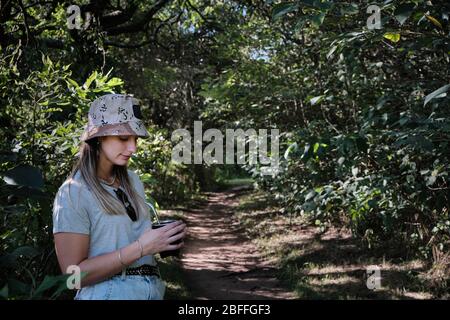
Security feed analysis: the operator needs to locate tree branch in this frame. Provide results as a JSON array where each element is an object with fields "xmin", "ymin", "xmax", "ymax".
[
  {"xmin": 103, "ymin": 39, "xmax": 153, "ymax": 49},
  {"xmin": 104, "ymin": 0, "xmax": 171, "ymax": 36},
  {"xmin": 185, "ymin": 0, "xmax": 208, "ymax": 22},
  {"xmin": 99, "ymin": 3, "xmax": 139, "ymax": 28},
  {"xmin": 18, "ymin": 0, "xmax": 31, "ymax": 45}
]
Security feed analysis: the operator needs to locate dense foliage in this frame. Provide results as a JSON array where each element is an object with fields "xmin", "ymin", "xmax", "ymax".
[
  {"xmin": 196, "ymin": 1, "xmax": 450, "ymax": 268},
  {"xmin": 1, "ymin": 0, "xmax": 449, "ymax": 298}
]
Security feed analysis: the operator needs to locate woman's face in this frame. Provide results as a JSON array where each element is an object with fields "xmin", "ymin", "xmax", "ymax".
[{"xmin": 99, "ymin": 135, "xmax": 138, "ymax": 166}]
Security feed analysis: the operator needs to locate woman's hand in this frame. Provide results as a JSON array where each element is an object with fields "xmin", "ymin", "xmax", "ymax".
[{"xmin": 138, "ymin": 221, "xmax": 186, "ymax": 255}]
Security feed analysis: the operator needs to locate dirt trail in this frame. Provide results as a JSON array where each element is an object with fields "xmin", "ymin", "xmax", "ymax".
[{"xmin": 180, "ymin": 189, "xmax": 296, "ymax": 300}]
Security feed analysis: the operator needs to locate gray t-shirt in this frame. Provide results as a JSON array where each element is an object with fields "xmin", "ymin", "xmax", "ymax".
[{"xmin": 52, "ymin": 169, "xmax": 156, "ymax": 267}]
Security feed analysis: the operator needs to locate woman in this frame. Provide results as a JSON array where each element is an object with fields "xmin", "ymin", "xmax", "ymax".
[{"xmin": 52, "ymin": 94, "xmax": 186, "ymax": 300}]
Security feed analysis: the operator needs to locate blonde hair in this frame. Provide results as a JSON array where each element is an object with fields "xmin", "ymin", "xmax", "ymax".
[{"xmin": 67, "ymin": 137, "xmax": 148, "ymax": 218}]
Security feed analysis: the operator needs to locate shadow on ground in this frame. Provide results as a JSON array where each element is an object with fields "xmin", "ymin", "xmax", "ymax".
[{"xmin": 235, "ymin": 191, "xmax": 436, "ymax": 300}]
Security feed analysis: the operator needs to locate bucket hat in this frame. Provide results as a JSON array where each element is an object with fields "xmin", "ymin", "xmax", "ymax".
[{"xmin": 81, "ymin": 94, "xmax": 149, "ymax": 141}]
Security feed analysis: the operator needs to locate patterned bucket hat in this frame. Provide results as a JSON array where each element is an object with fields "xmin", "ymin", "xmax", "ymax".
[{"xmin": 81, "ymin": 94, "xmax": 149, "ymax": 142}]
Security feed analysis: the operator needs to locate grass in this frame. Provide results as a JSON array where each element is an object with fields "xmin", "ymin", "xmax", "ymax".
[
  {"xmin": 221, "ymin": 178, "xmax": 254, "ymax": 187},
  {"xmin": 213, "ymin": 177, "xmax": 255, "ymax": 191},
  {"xmin": 233, "ymin": 190, "xmax": 442, "ymax": 300},
  {"xmin": 157, "ymin": 256, "xmax": 193, "ymax": 299}
]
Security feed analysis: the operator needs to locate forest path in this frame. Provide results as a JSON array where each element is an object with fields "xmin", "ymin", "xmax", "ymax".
[{"xmin": 180, "ymin": 188, "xmax": 296, "ymax": 300}]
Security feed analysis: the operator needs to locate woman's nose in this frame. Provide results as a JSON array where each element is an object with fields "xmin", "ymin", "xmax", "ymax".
[{"xmin": 128, "ymin": 139, "xmax": 137, "ymax": 153}]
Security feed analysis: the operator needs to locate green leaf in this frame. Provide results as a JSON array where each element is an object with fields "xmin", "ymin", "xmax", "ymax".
[
  {"xmin": 7, "ymin": 278, "xmax": 30, "ymax": 297},
  {"xmin": 312, "ymin": 0, "xmax": 333, "ymax": 11},
  {"xmin": 83, "ymin": 71, "xmax": 97, "ymax": 90},
  {"xmin": 0, "ymin": 285, "xmax": 8, "ymax": 299},
  {"xmin": 383, "ymin": 32, "xmax": 401, "ymax": 43},
  {"xmin": 302, "ymin": 201, "xmax": 317, "ymax": 212},
  {"xmin": 426, "ymin": 15, "xmax": 443, "ymax": 29},
  {"xmin": 326, "ymin": 45, "xmax": 337, "ymax": 60},
  {"xmin": 426, "ymin": 175, "xmax": 437, "ymax": 186},
  {"xmin": 12, "ymin": 246, "xmax": 40, "ymax": 258},
  {"xmin": 298, "ymin": 0, "xmax": 331, "ymax": 10},
  {"xmin": 301, "ymin": 143, "xmax": 312, "ymax": 161},
  {"xmin": 313, "ymin": 142, "xmax": 320, "ymax": 154},
  {"xmin": 424, "ymin": 84, "xmax": 450, "ymax": 106},
  {"xmin": 305, "ymin": 190, "xmax": 317, "ymax": 201},
  {"xmin": 297, "ymin": 0, "xmax": 315, "ymax": 8},
  {"xmin": 309, "ymin": 12, "xmax": 326, "ymax": 27},
  {"xmin": 141, "ymin": 173, "xmax": 156, "ymax": 185},
  {"xmin": 394, "ymin": 3, "xmax": 414, "ymax": 25},
  {"xmin": 284, "ymin": 142, "xmax": 298, "ymax": 160},
  {"xmin": 368, "ymin": 199, "xmax": 378, "ymax": 208},
  {"xmin": 395, "ymin": 135, "xmax": 433, "ymax": 152},
  {"xmin": 399, "ymin": 116, "xmax": 409, "ymax": 126},
  {"xmin": 309, "ymin": 95, "xmax": 324, "ymax": 105},
  {"xmin": 339, "ymin": 3, "xmax": 359, "ymax": 15},
  {"xmin": 3, "ymin": 165, "xmax": 44, "ymax": 189},
  {"xmin": 294, "ymin": 16, "xmax": 307, "ymax": 31},
  {"xmin": 106, "ymin": 77, "xmax": 124, "ymax": 87},
  {"xmin": 1, "ymin": 184, "xmax": 47, "ymax": 200},
  {"xmin": 66, "ymin": 78, "xmax": 79, "ymax": 88},
  {"xmin": 32, "ymin": 274, "xmax": 70, "ymax": 299},
  {"xmin": 272, "ymin": 2, "xmax": 299, "ymax": 21}
]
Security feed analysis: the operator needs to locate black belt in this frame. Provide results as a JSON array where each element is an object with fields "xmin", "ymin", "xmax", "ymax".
[{"xmin": 115, "ymin": 264, "xmax": 161, "ymax": 278}]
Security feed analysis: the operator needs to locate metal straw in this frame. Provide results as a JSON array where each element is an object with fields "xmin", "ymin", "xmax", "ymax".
[{"xmin": 146, "ymin": 201, "xmax": 161, "ymax": 224}]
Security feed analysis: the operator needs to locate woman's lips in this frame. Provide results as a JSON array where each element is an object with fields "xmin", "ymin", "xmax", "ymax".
[{"xmin": 121, "ymin": 155, "xmax": 131, "ymax": 160}]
